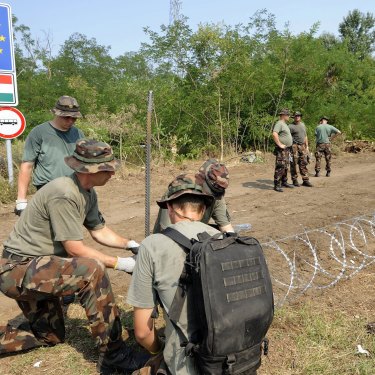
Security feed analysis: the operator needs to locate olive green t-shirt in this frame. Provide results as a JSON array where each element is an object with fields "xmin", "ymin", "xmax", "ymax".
[
  {"xmin": 288, "ymin": 122, "xmax": 307, "ymax": 144},
  {"xmin": 152, "ymin": 197, "xmax": 230, "ymax": 234},
  {"xmin": 22, "ymin": 121, "xmax": 84, "ymax": 186},
  {"xmin": 127, "ymin": 221, "xmax": 220, "ymax": 375},
  {"xmin": 273, "ymin": 120, "xmax": 293, "ymax": 147},
  {"xmin": 315, "ymin": 124, "xmax": 340, "ymax": 144},
  {"xmin": 4, "ymin": 174, "xmax": 105, "ymax": 257}
]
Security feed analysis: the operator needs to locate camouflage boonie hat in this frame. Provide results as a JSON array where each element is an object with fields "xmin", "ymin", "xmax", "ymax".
[
  {"xmin": 320, "ymin": 115, "xmax": 329, "ymax": 121},
  {"xmin": 198, "ymin": 159, "xmax": 229, "ymax": 197},
  {"xmin": 64, "ymin": 139, "xmax": 120, "ymax": 173},
  {"xmin": 294, "ymin": 111, "xmax": 302, "ymax": 117},
  {"xmin": 157, "ymin": 173, "xmax": 214, "ymax": 209},
  {"xmin": 52, "ymin": 95, "xmax": 82, "ymax": 118},
  {"xmin": 278, "ymin": 109, "xmax": 290, "ymax": 116}
]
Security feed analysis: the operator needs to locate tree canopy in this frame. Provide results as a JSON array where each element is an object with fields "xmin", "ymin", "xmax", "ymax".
[{"xmin": 10, "ymin": 9, "xmax": 375, "ymax": 162}]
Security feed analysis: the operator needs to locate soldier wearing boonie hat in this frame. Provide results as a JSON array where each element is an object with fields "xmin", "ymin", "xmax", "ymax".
[
  {"xmin": 288, "ymin": 111, "xmax": 313, "ymax": 187},
  {"xmin": 153, "ymin": 159, "xmax": 234, "ymax": 234},
  {"xmin": 1, "ymin": 138, "xmax": 149, "ymax": 374},
  {"xmin": 314, "ymin": 116, "xmax": 341, "ymax": 177},
  {"xmin": 127, "ymin": 174, "xmax": 221, "ymax": 374},
  {"xmin": 272, "ymin": 109, "xmax": 294, "ymax": 192},
  {"xmin": 15, "ymin": 95, "xmax": 85, "ymax": 217}
]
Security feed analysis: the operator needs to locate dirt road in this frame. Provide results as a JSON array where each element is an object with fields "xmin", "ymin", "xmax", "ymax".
[{"xmin": 0, "ymin": 151, "xmax": 374, "ymax": 373}]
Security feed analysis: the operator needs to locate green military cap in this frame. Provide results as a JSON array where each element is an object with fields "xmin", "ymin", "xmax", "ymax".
[
  {"xmin": 65, "ymin": 138, "xmax": 120, "ymax": 173},
  {"xmin": 320, "ymin": 115, "xmax": 329, "ymax": 121},
  {"xmin": 52, "ymin": 95, "xmax": 82, "ymax": 118},
  {"xmin": 157, "ymin": 173, "xmax": 214, "ymax": 209},
  {"xmin": 278, "ymin": 109, "xmax": 290, "ymax": 116},
  {"xmin": 293, "ymin": 111, "xmax": 302, "ymax": 117},
  {"xmin": 198, "ymin": 159, "xmax": 229, "ymax": 198}
]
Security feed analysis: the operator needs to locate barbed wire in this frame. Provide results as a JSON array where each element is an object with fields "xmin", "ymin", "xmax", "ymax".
[{"xmin": 260, "ymin": 212, "xmax": 375, "ymax": 307}]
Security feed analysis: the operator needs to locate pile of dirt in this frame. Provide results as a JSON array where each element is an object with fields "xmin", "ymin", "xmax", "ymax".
[{"xmin": 344, "ymin": 140, "xmax": 375, "ymax": 153}]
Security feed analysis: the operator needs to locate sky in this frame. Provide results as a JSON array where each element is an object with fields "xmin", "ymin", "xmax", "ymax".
[{"xmin": 3, "ymin": 0, "xmax": 375, "ymax": 58}]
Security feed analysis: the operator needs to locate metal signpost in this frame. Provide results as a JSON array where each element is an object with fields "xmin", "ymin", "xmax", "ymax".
[{"xmin": 0, "ymin": 3, "xmax": 20, "ymax": 186}]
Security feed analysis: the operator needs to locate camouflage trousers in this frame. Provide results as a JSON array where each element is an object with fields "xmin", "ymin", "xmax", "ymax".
[
  {"xmin": 0, "ymin": 254, "xmax": 122, "ymax": 354},
  {"xmin": 290, "ymin": 144, "xmax": 310, "ymax": 181},
  {"xmin": 315, "ymin": 143, "xmax": 331, "ymax": 173},
  {"xmin": 273, "ymin": 147, "xmax": 291, "ymax": 185}
]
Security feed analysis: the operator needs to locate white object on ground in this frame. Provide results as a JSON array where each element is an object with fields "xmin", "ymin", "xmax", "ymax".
[{"xmin": 356, "ymin": 345, "xmax": 370, "ymax": 356}]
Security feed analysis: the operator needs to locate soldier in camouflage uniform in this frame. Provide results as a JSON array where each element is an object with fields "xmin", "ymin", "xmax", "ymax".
[
  {"xmin": 272, "ymin": 109, "xmax": 294, "ymax": 192},
  {"xmin": 153, "ymin": 159, "xmax": 234, "ymax": 234},
  {"xmin": 288, "ymin": 111, "xmax": 313, "ymax": 187},
  {"xmin": 314, "ymin": 116, "xmax": 341, "ymax": 177},
  {"xmin": 0, "ymin": 139, "xmax": 148, "ymax": 374}
]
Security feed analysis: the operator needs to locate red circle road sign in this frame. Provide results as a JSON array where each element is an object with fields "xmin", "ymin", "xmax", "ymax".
[{"xmin": 0, "ymin": 107, "xmax": 26, "ymax": 139}]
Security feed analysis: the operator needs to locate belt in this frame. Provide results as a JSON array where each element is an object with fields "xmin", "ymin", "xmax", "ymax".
[{"xmin": 2, "ymin": 248, "xmax": 33, "ymax": 262}]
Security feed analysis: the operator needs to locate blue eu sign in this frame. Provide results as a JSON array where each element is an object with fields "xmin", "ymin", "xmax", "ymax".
[{"xmin": 0, "ymin": 3, "xmax": 14, "ymax": 72}]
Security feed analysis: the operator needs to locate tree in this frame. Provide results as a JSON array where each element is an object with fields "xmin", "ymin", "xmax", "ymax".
[{"xmin": 339, "ymin": 9, "xmax": 375, "ymax": 59}]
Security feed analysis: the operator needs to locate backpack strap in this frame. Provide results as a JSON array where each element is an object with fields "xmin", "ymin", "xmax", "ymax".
[
  {"xmin": 162, "ymin": 227, "xmax": 193, "ymax": 251},
  {"xmin": 162, "ymin": 227, "xmax": 193, "ymax": 324}
]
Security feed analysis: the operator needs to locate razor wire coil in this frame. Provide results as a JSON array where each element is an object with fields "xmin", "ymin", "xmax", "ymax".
[{"xmin": 259, "ymin": 212, "xmax": 375, "ymax": 307}]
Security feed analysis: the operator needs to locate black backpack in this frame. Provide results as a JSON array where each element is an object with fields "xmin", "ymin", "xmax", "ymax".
[{"xmin": 162, "ymin": 228, "xmax": 274, "ymax": 375}]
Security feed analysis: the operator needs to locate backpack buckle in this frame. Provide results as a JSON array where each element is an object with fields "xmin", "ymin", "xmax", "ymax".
[
  {"xmin": 226, "ymin": 354, "xmax": 236, "ymax": 374},
  {"xmin": 263, "ymin": 338, "xmax": 269, "ymax": 356}
]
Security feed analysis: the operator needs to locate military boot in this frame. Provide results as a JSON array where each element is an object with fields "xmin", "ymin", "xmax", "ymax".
[
  {"xmin": 97, "ymin": 342, "xmax": 150, "ymax": 375},
  {"xmin": 274, "ymin": 182, "xmax": 283, "ymax": 192},
  {"xmin": 326, "ymin": 171, "xmax": 330, "ymax": 177},
  {"xmin": 281, "ymin": 181, "xmax": 294, "ymax": 188},
  {"xmin": 315, "ymin": 172, "xmax": 319, "ymax": 177},
  {"xmin": 292, "ymin": 180, "xmax": 300, "ymax": 187},
  {"xmin": 302, "ymin": 180, "xmax": 313, "ymax": 187}
]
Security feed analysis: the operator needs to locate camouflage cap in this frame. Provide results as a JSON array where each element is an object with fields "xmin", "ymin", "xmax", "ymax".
[
  {"xmin": 320, "ymin": 115, "xmax": 329, "ymax": 121},
  {"xmin": 64, "ymin": 139, "xmax": 120, "ymax": 174},
  {"xmin": 157, "ymin": 173, "xmax": 215, "ymax": 209},
  {"xmin": 278, "ymin": 109, "xmax": 290, "ymax": 116},
  {"xmin": 52, "ymin": 95, "xmax": 82, "ymax": 118},
  {"xmin": 198, "ymin": 159, "xmax": 229, "ymax": 197},
  {"xmin": 294, "ymin": 111, "xmax": 302, "ymax": 117}
]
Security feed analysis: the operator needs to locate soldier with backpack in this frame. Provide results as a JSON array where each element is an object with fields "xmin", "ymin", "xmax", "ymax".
[{"xmin": 127, "ymin": 174, "xmax": 274, "ymax": 375}]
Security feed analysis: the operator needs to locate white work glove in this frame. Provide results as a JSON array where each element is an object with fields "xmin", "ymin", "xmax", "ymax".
[
  {"xmin": 14, "ymin": 199, "xmax": 27, "ymax": 216},
  {"xmin": 115, "ymin": 256, "xmax": 137, "ymax": 274},
  {"xmin": 126, "ymin": 240, "xmax": 140, "ymax": 255}
]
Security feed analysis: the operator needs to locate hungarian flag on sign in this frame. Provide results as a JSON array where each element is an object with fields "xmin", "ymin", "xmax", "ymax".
[{"xmin": 0, "ymin": 73, "xmax": 16, "ymax": 104}]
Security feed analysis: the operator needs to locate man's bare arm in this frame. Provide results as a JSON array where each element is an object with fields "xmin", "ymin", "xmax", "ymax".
[
  {"xmin": 17, "ymin": 161, "xmax": 34, "ymax": 200},
  {"xmin": 62, "ymin": 239, "xmax": 117, "ymax": 268},
  {"xmin": 133, "ymin": 307, "xmax": 163, "ymax": 354}
]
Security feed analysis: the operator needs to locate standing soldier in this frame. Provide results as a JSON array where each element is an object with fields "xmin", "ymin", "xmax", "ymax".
[
  {"xmin": 15, "ymin": 96, "xmax": 85, "ymax": 215},
  {"xmin": 315, "ymin": 116, "xmax": 341, "ymax": 177},
  {"xmin": 272, "ymin": 109, "xmax": 294, "ymax": 192},
  {"xmin": 288, "ymin": 111, "xmax": 313, "ymax": 187},
  {"xmin": 0, "ymin": 139, "xmax": 148, "ymax": 374}
]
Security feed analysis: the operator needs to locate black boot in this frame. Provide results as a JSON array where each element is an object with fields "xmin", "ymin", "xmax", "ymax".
[
  {"xmin": 302, "ymin": 180, "xmax": 313, "ymax": 187},
  {"xmin": 281, "ymin": 181, "xmax": 294, "ymax": 188},
  {"xmin": 326, "ymin": 171, "xmax": 330, "ymax": 177},
  {"xmin": 274, "ymin": 181, "xmax": 283, "ymax": 192},
  {"xmin": 315, "ymin": 172, "xmax": 319, "ymax": 177},
  {"xmin": 292, "ymin": 180, "xmax": 300, "ymax": 187},
  {"xmin": 97, "ymin": 342, "xmax": 150, "ymax": 375}
]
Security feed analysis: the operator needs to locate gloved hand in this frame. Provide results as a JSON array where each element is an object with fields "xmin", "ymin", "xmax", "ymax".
[
  {"xmin": 115, "ymin": 256, "xmax": 137, "ymax": 273},
  {"xmin": 14, "ymin": 199, "xmax": 27, "ymax": 216},
  {"xmin": 306, "ymin": 154, "xmax": 310, "ymax": 164},
  {"xmin": 126, "ymin": 240, "xmax": 140, "ymax": 255}
]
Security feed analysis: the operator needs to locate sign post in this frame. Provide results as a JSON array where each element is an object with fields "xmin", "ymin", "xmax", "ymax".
[
  {"xmin": 0, "ymin": 3, "xmax": 19, "ymax": 186},
  {"xmin": 0, "ymin": 107, "xmax": 26, "ymax": 185}
]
